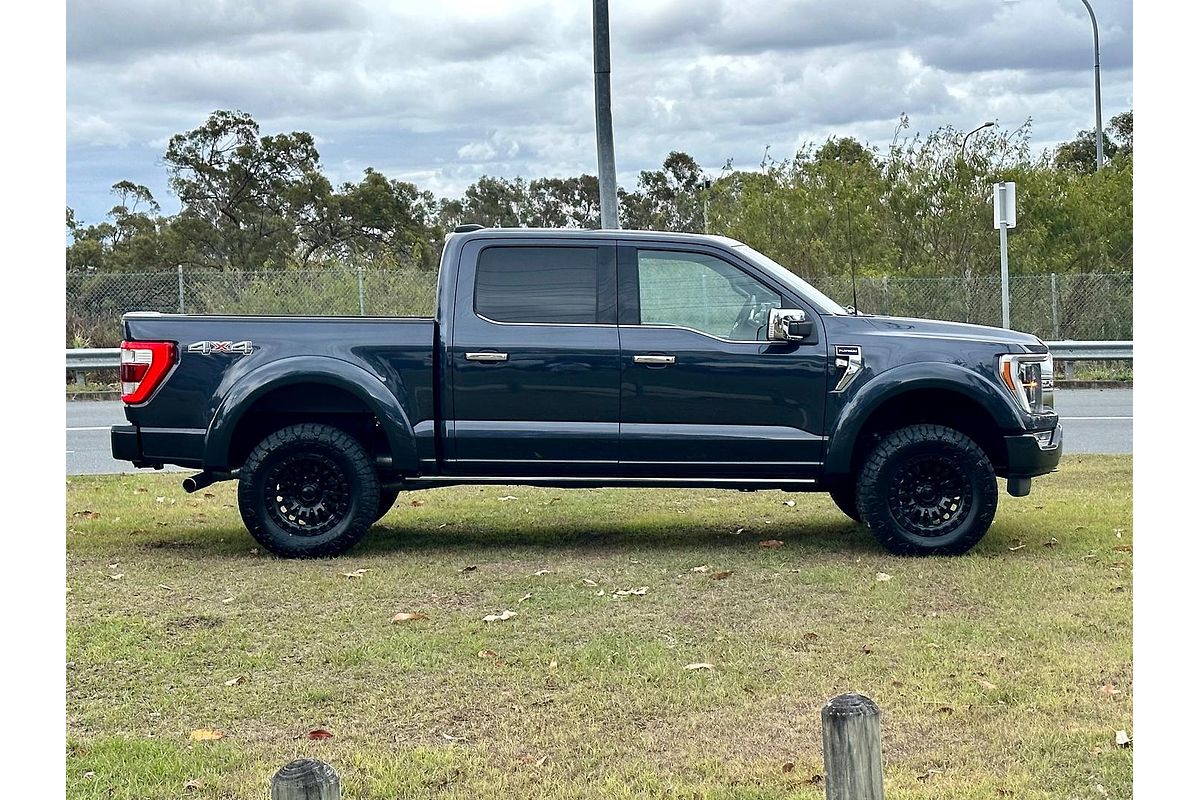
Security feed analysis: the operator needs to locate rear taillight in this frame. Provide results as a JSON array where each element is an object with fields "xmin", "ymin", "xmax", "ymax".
[{"xmin": 120, "ymin": 341, "xmax": 176, "ymax": 404}]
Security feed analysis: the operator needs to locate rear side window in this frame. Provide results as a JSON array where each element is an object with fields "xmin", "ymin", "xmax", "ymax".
[{"xmin": 475, "ymin": 246, "xmax": 599, "ymax": 324}]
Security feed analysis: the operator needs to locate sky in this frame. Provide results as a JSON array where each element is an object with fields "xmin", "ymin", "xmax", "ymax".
[{"xmin": 66, "ymin": 0, "xmax": 1132, "ymax": 226}]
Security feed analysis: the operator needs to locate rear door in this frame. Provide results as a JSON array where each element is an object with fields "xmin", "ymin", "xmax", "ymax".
[
  {"xmin": 447, "ymin": 238, "xmax": 620, "ymax": 472},
  {"xmin": 617, "ymin": 242, "xmax": 827, "ymax": 476}
]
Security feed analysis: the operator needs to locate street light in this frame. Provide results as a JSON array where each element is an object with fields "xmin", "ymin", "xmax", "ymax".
[
  {"xmin": 1004, "ymin": 0, "xmax": 1103, "ymax": 171},
  {"xmin": 1079, "ymin": 0, "xmax": 1104, "ymax": 171},
  {"xmin": 959, "ymin": 121, "xmax": 996, "ymax": 161}
]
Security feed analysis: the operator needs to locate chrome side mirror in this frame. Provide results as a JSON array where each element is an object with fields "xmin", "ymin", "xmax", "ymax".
[{"xmin": 768, "ymin": 308, "xmax": 814, "ymax": 341}]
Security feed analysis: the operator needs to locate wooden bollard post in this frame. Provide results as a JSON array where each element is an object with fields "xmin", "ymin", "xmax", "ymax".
[
  {"xmin": 821, "ymin": 693, "xmax": 884, "ymax": 800},
  {"xmin": 270, "ymin": 759, "xmax": 340, "ymax": 800}
]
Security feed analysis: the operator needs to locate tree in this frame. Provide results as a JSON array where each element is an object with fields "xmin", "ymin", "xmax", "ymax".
[
  {"xmin": 1053, "ymin": 110, "xmax": 1132, "ymax": 172},
  {"xmin": 164, "ymin": 109, "xmax": 322, "ymax": 269},
  {"xmin": 622, "ymin": 151, "xmax": 707, "ymax": 231}
]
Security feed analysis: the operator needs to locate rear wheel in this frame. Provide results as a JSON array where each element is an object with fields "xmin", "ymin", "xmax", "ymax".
[
  {"xmin": 827, "ymin": 478, "xmax": 862, "ymax": 522},
  {"xmin": 856, "ymin": 424, "xmax": 997, "ymax": 556},
  {"xmin": 237, "ymin": 423, "xmax": 379, "ymax": 558}
]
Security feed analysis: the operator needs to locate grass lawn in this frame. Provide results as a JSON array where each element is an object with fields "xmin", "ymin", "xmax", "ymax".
[{"xmin": 66, "ymin": 455, "xmax": 1132, "ymax": 799}]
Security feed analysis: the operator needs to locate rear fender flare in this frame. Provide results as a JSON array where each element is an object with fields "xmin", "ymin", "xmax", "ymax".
[
  {"xmin": 824, "ymin": 361, "xmax": 1023, "ymax": 474},
  {"xmin": 204, "ymin": 356, "xmax": 417, "ymax": 471}
]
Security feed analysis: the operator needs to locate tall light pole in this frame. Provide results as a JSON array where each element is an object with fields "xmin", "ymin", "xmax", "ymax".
[
  {"xmin": 592, "ymin": 0, "xmax": 619, "ymax": 228},
  {"xmin": 1080, "ymin": 0, "xmax": 1104, "ymax": 171},
  {"xmin": 959, "ymin": 121, "xmax": 995, "ymax": 161}
]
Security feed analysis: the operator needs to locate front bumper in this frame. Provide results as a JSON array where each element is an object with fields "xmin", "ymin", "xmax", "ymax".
[{"xmin": 1003, "ymin": 423, "xmax": 1063, "ymax": 496}]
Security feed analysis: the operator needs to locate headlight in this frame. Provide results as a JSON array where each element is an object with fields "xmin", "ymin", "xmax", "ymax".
[{"xmin": 998, "ymin": 354, "xmax": 1048, "ymax": 413}]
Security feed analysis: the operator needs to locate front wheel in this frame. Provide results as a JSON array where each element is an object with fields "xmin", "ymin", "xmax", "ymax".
[
  {"xmin": 237, "ymin": 423, "xmax": 380, "ymax": 558},
  {"xmin": 856, "ymin": 424, "xmax": 997, "ymax": 556}
]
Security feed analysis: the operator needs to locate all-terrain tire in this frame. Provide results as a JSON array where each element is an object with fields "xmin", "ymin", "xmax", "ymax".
[
  {"xmin": 374, "ymin": 487, "xmax": 401, "ymax": 523},
  {"xmin": 827, "ymin": 478, "xmax": 862, "ymax": 522},
  {"xmin": 856, "ymin": 424, "xmax": 997, "ymax": 556},
  {"xmin": 237, "ymin": 423, "xmax": 380, "ymax": 558}
]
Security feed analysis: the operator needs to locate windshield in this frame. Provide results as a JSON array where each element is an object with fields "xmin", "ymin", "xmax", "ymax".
[{"xmin": 732, "ymin": 244, "xmax": 848, "ymax": 315}]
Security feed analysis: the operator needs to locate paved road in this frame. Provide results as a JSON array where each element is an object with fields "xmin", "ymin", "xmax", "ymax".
[{"xmin": 67, "ymin": 388, "xmax": 1132, "ymax": 476}]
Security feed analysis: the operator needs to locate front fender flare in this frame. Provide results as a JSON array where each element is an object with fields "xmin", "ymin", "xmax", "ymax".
[
  {"xmin": 204, "ymin": 356, "xmax": 418, "ymax": 472},
  {"xmin": 824, "ymin": 361, "xmax": 1024, "ymax": 474}
]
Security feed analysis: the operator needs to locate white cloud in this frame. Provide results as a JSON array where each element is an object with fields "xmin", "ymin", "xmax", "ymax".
[{"xmin": 66, "ymin": 0, "xmax": 1133, "ymax": 224}]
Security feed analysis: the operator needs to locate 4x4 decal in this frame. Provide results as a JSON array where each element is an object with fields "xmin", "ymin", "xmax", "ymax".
[{"xmin": 186, "ymin": 340, "xmax": 253, "ymax": 355}]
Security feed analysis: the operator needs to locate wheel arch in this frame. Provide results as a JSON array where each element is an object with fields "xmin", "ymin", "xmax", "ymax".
[
  {"xmin": 204, "ymin": 356, "xmax": 418, "ymax": 472},
  {"xmin": 826, "ymin": 363, "xmax": 1022, "ymax": 476}
]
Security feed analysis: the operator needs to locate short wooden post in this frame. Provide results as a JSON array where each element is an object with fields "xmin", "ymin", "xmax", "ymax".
[
  {"xmin": 270, "ymin": 759, "xmax": 340, "ymax": 800},
  {"xmin": 821, "ymin": 693, "xmax": 884, "ymax": 800}
]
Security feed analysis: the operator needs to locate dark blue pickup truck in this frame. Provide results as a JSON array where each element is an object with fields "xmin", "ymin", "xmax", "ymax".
[{"xmin": 112, "ymin": 227, "xmax": 1061, "ymax": 557}]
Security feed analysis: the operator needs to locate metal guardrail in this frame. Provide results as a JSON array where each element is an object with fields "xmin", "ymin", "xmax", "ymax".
[
  {"xmin": 67, "ymin": 348, "xmax": 120, "ymax": 370},
  {"xmin": 64, "ymin": 341, "xmax": 1133, "ymax": 374},
  {"xmin": 1045, "ymin": 341, "xmax": 1132, "ymax": 360}
]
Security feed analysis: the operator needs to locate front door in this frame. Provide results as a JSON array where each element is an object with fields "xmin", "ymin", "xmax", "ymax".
[
  {"xmin": 448, "ymin": 239, "xmax": 620, "ymax": 472},
  {"xmin": 617, "ymin": 244, "xmax": 827, "ymax": 476}
]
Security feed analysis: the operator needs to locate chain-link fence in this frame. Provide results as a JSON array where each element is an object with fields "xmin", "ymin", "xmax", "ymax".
[{"xmin": 66, "ymin": 267, "xmax": 1130, "ymax": 348}]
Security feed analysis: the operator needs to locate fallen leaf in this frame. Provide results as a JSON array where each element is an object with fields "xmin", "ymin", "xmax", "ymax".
[
  {"xmin": 936, "ymin": 705, "xmax": 954, "ymax": 714},
  {"xmin": 498, "ymin": 495, "xmax": 518, "ymax": 501},
  {"xmin": 548, "ymin": 660, "xmax": 558, "ymax": 669},
  {"xmin": 391, "ymin": 612, "xmax": 428, "ymax": 624},
  {"xmin": 1114, "ymin": 730, "xmax": 1131, "ymax": 747},
  {"xmin": 223, "ymin": 676, "xmax": 244, "ymax": 687},
  {"xmin": 478, "ymin": 649, "xmax": 499, "ymax": 659},
  {"xmin": 917, "ymin": 768, "xmax": 943, "ymax": 782},
  {"xmin": 1114, "ymin": 544, "xmax": 1132, "ymax": 552},
  {"xmin": 861, "ymin": 644, "xmax": 873, "ymax": 654},
  {"xmin": 807, "ymin": 774, "xmax": 823, "ymax": 785},
  {"xmin": 802, "ymin": 632, "xmax": 819, "ymax": 641},
  {"xmin": 613, "ymin": 586, "xmax": 649, "ymax": 597},
  {"xmin": 461, "ymin": 565, "xmax": 478, "ymax": 573},
  {"xmin": 483, "ymin": 610, "xmax": 517, "ymax": 623},
  {"xmin": 781, "ymin": 761, "xmax": 795, "ymax": 773},
  {"xmin": 110, "ymin": 573, "xmax": 125, "ymax": 580},
  {"xmin": 155, "ymin": 496, "xmax": 165, "ymax": 503},
  {"xmin": 83, "ymin": 771, "xmax": 95, "ymax": 778},
  {"xmin": 72, "ymin": 510, "xmax": 100, "ymax": 519},
  {"xmin": 184, "ymin": 778, "xmax": 204, "ymax": 790},
  {"xmin": 1091, "ymin": 745, "xmax": 1104, "ymax": 755},
  {"xmin": 306, "ymin": 728, "xmax": 334, "ymax": 741},
  {"xmin": 1008, "ymin": 543, "xmax": 1026, "ymax": 552},
  {"xmin": 1100, "ymin": 683, "xmax": 1121, "ymax": 696},
  {"xmin": 134, "ymin": 487, "xmax": 147, "ymax": 493},
  {"xmin": 783, "ymin": 499, "xmax": 796, "ymax": 507},
  {"xmin": 189, "ymin": 729, "xmax": 224, "ymax": 741},
  {"xmin": 221, "ymin": 597, "xmax": 235, "ymax": 604},
  {"xmin": 690, "ymin": 565, "xmax": 710, "ymax": 573},
  {"xmin": 876, "ymin": 572, "xmax": 893, "ymax": 582},
  {"xmin": 734, "ymin": 527, "xmax": 745, "ymax": 535},
  {"xmin": 1044, "ymin": 538, "xmax": 1058, "ymax": 548},
  {"xmin": 202, "ymin": 492, "xmax": 215, "ymax": 499},
  {"xmin": 683, "ymin": 662, "xmax": 715, "ymax": 671},
  {"xmin": 517, "ymin": 592, "xmax": 533, "ymax": 604},
  {"xmin": 533, "ymin": 569, "xmax": 551, "ymax": 576},
  {"xmin": 759, "ymin": 539, "xmax": 784, "ymax": 549},
  {"xmin": 975, "ymin": 677, "xmax": 997, "ymax": 691},
  {"xmin": 711, "ymin": 570, "xmax": 733, "ymax": 580},
  {"xmin": 340, "ymin": 568, "xmax": 370, "ymax": 578},
  {"xmin": 408, "ymin": 499, "xmax": 425, "ymax": 507},
  {"xmin": 582, "ymin": 578, "xmax": 598, "ymax": 586}
]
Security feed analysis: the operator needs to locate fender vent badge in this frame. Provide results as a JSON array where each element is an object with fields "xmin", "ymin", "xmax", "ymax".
[{"xmin": 833, "ymin": 346, "xmax": 863, "ymax": 393}]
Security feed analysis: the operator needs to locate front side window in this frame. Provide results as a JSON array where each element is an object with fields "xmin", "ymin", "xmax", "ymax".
[
  {"xmin": 636, "ymin": 250, "xmax": 783, "ymax": 341},
  {"xmin": 475, "ymin": 246, "xmax": 599, "ymax": 324}
]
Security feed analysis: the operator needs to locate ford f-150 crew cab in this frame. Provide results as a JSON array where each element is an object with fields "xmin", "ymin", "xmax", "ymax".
[{"xmin": 111, "ymin": 227, "xmax": 1062, "ymax": 558}]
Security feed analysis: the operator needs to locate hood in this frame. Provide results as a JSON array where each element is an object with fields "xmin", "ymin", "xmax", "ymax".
[{"xmin": 827, "ymin": 314, "xmax": 1046, "ymax": 352}]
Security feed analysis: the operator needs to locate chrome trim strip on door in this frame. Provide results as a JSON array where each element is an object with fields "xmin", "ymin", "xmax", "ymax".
[{"xmin": 464, "ymin": 352, "xmax": 509, "ymax": 362}]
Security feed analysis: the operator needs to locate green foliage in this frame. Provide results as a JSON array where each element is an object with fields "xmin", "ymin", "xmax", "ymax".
[{"xmin": 65, "ymin": 109, "xmax": 1133, "ymax": 293}]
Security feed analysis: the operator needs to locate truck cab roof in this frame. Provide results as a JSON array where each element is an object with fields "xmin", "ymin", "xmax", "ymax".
[{"xmin": 448, "ymin": 227, "xmax": 743, "ymax": 248}]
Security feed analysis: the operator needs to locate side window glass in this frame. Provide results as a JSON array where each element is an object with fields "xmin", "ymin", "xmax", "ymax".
[
  {"xmin": 475, "ymin": 246, "xmax": 598, "ymax": 324},
  {"xmin": 636, "ymin": 250, "xmax": 782, "ymax": 341}
]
